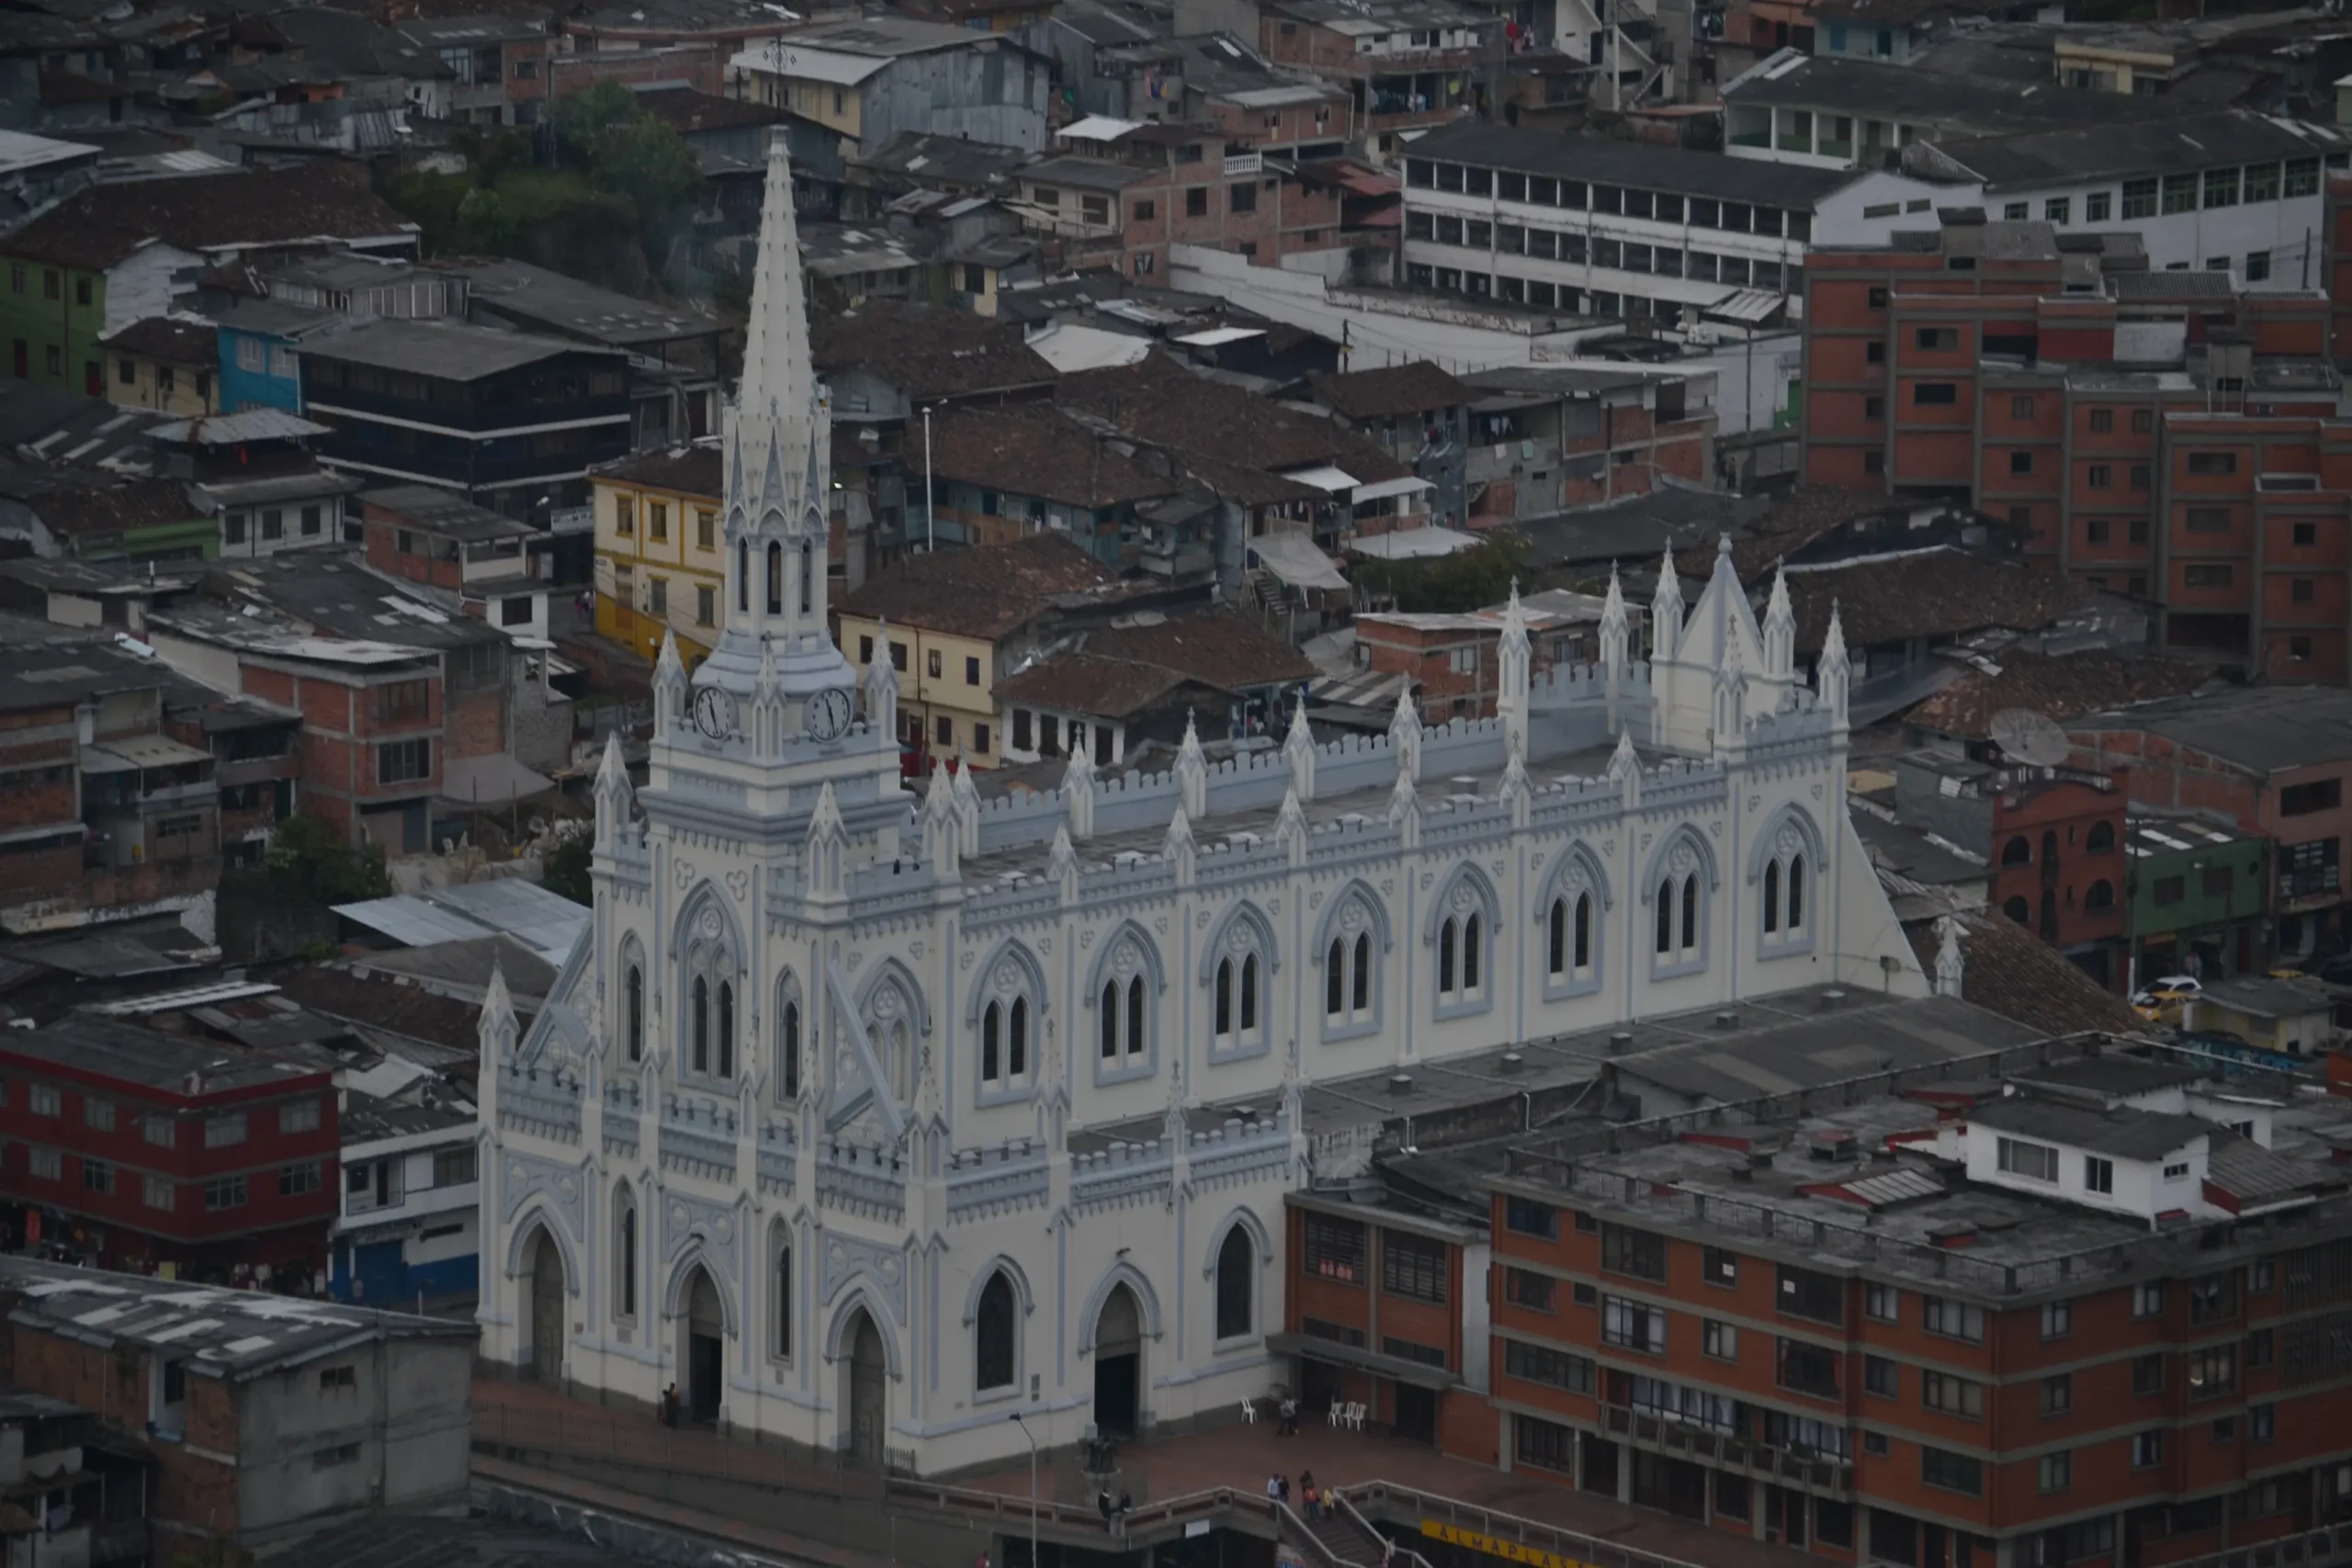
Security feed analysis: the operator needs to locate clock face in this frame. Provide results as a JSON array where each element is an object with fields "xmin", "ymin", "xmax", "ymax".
[
  {"xmin": 691, "ymin": 684, "xmax": 737, "ymax": 740},
  {"xmin": 805, "ymin": 686, "xmax": 853, "ymax": 742}
]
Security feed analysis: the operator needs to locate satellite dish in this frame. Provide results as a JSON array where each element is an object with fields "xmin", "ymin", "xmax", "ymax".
[{"xmin": 1989, "ymin": 708, "xmax": 2070, "ymax": 767}]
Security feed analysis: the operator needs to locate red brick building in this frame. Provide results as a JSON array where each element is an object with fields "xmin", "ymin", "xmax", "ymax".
[
  {"xmin": 1801, "ymin": 216, "xmax": 2350, "ymax": 682},
  {"xmin": 1259, "ymin": 0, "xmax": 1502, "ymax": 163},
  {"xmin": 0, "ymin": 1014, "xmax": 338, "ymax": 1281},
  {"xmin": 1895, "ymin": 750, "xmax": 2130, "ymax": 989},
  {"xmin": 2066, "ymin": 684, "xmax": 2352, "ymax": 957},
  {"xmin": 361, "ymin": 483, "xmax": 550, "ymax": 641},
  {"xmin": 1355, "ymin": 589, "xmax": 1626, "ymax": 724},
  {"xmin": 1020, "ymin": 121, "xmax": 1350, "ymax": 280},
  {"xmin": 1274, "ymin": 1040, "xmax": 2352, "ymax": 1568}
]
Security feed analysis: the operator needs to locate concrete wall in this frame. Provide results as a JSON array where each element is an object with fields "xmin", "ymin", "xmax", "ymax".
[{"xmin": 233, "ymin": 1336, "xmax": 473, "ymax": 1542}]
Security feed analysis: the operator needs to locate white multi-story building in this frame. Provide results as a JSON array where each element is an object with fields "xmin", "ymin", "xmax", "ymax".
[
  {"xmin": 1400, "ymin": 119, "xmax": 1943, "ymax": 329},
  {"xmin": 474, "ymin": 128, "xmax": 1928, "ymax": 1477}
]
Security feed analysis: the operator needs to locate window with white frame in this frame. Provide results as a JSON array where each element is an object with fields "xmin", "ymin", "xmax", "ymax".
[
  {"xmin": 1210, "ymin": 916, "xmax": 1267, "ymax": 1055},
  {"xmin": 1758, "ymin": 819, "xmax": 1809, "ymax": 947},
  {"xmin": 1323, "ymin": 897, "xmax": 1378, "ymax": 1033},
  {"xmin": 1547, "ymin": 888, "xmax": 1594, "ymax": 982},
  {"xmin": 978, "ymin": 961, "xmax": 1035, "ymax": 1097},
  {"xmin": 1094, "ymin": 932, "xmax": 1155, "ymax": 1074},
  {"xmin": 1653, "ymin": 838, "xmax": 1705, "ymax": 972},
  {"xmin": 682, "ymin": 916, "xmax": 736, "ymax": 1081},
  {"xmin": 1435, "ymin": 890, "xmax": 1485, "ymax": 1008}
]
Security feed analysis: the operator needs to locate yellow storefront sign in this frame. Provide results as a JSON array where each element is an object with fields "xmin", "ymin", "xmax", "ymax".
[{"xmin": 1420, "ymin": 1519, "xmax": 1600, "ymax": 1568}]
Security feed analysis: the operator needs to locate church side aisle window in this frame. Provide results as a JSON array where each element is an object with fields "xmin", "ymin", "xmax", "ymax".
[
  {"xmin": 776, "ymin": 976, "xmax": 802, "ymax": 1100},
  {"xmin": 1548, "ymin": 893, "xmax": 1594, "ymax": 984},
  {"xmin": 1213, "ymin": 951, "xmax": 1263, "ymax": 1055},
  {"xmin": 976, "ymin": 1271, "xmax": 1017, "ymax": 1393},
  {"xmin": 981, "ymin": 995, "xmax": 1032, "ymax": 1095}
]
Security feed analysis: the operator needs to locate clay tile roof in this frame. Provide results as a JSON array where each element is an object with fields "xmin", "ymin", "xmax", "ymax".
[
  {"xmin": 999, "ymin": 607, "xmax": 1316, "ymax": 716},
  {"xmin": 271, "ymin": 964, "xmax": 499, "ymax": 1055},
  {"xmin": 810, "ymin": 299, "xmax": 1057, "ymax": 403},
  {"xmin": 3, "ymin": 162, "xmax": 411, "ymax": 274},
  {"xmin": 1059, "ymin": 351, "xmax": 1408, "ymax": 488},
  {"xmin": 1307, "ymin": 361, "xmax": 1472, "ymax": 423},
  {"xmin": 632, "ymin": 86, "xmax": 790, "ymax": 135},
  {"xmin": 31, "ymin": 479, "xmax": 198, "ymax": 539},
  {"xmin": 600, "ymin": 445, "xmax": 723, "ymax": 500},
  {"xmin": 996, "ymin": 651, "xmax": 1183, "ymax": 717},
  {"xmin": 931, "ymin": 406, "xmax": 1179, "ymax": 511},
  {"xmin": 837, "ymin": 532, "xmax": 1132, "ymax": 640},
  {"xmin": 1676, "ymin": 484, "xmax": 1891, "ymax": 581},
  {"xmin": 1784, "ymin": 549, "xmax": 2094, "ymax": 654},
  {"xmin": 1906, "ymin": 910, "xmax": 2145, "ymax": 1038},
  {"xmin": 98, "ymin": 317, "xmax": 216, "ymax": 364},
  {"xmin": 1905, "ymin": 649, "xmax": 2219, "ymax": 740}
]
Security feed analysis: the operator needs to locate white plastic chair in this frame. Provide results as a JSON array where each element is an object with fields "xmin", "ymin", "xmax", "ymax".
[
  {"xmin": 1241, "ymin": 1398, "xmax": 1258, "ymax": 1425},
  {"xmin": 1328, "ymin": 1398, "xmax": 1345, "ymax": 1427},
  {"xmin": 1346, "ymin": 1401, "xmax": 1367, "ymax": 1432}
]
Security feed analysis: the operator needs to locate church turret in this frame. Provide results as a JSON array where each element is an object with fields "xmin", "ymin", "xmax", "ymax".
[
  {"xmin": 861, "ymin": 616, "xmax": 899, "ymax": 741},
  {"xmin": 1817, "ymin": 601, "xmax": 1851, "ymax": 730},
  {"xmin": 1762, "ymin": 562, "xmax": 1796, "ymax": 679},
  {"xmin": 1651, "ymin": 550, "xmax": 1683, "ymax": 662},
  {"xmin": 593, "ymin": 731, "xmax": 632, "ymax": 851},
  {"xmin": 1498, "ymin": 578, "xmax": 1530, "ymax": 761}
]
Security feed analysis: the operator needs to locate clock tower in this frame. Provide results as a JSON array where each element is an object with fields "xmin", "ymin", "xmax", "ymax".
[
  {"xmin": 650, "ymin": 128, "xmax": 898, "ymax": 816},
  {"xmin": 685, "ymin": 125, "xmax": 858, "ymax": 740}
]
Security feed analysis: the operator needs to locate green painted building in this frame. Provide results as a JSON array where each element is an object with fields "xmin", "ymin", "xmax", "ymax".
[
  {"xmin": 2124, "ymin": 810, "xmax": 2270, "ymax": 987},
  {"xmin": 0, "ymin": 254, "xmax": 108, "ymax": 398},
  {"xmin": 21, "ymin": 479, "xmax": 216, "ymax": 564}
]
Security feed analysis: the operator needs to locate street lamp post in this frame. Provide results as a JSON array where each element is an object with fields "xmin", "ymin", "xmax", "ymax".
[
  {"xmin": 922, "ymin": 404, "xmax": 937, "ymax": 553},
  {"xmin": 1009, "ymin": 1412, "xmax": 1040, "ymax": 1568}
]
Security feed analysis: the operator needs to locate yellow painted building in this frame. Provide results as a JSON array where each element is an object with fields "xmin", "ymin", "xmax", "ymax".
[
  {"xmin": 591, "ymin": 446, "xmax": 728, "ymax": 665},
  {"xmin": 834, "ymin": 532, "xmax": 1126, "ymax": 770},
  {"xmin": 99, "ymin": 318, "xmax": 220, "ymax": 418}
]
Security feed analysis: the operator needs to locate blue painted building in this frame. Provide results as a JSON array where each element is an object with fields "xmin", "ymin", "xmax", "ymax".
[
  {"xmin": 212, "ymin": 298, "xmax": 345, "ymax": 414},
  {"xmin": 330, "ymin": 1092, "xmax": 481, "ymax": 1307}
]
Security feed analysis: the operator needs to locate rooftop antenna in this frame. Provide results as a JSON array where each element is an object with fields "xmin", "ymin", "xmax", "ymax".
[{"xmin": 1988, "ymin": 707, "xmax": 2068, "ymax": 768}]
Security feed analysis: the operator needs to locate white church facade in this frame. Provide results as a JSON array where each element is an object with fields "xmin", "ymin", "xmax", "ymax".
[{"xmin": 473, "ymin": 129, "xmax": 1927, "ymax": 1479}]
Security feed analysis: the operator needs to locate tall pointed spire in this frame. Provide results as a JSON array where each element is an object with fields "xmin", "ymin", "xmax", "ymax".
[
  {"xmin": 1651, "ymin": 549, "xmax": 1683, "ymax": 663},
  {"xmin": 1762, "ymin": 560, "xmax": 1796, "ymax": 679},
  {"xmin": 736, "ymin": 127, "xmax": 818, "ymax": 502}
]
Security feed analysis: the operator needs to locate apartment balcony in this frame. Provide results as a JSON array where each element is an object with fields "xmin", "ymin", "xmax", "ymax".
[{"xmin": 1600, "ymin": 1404, "xmax": 1853, "ymax": 1496}]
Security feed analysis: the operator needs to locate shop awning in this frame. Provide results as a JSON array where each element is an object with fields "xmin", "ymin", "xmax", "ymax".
[
  {"xmin": 1349, "ymin": 525, "xmax": 1479, "ymax": 560},
  {"xmin": 1267, "ymin": 1331, "xmax": 1461, "ymax": 1390},
  {"xmin": 1350, "ymin": 475, "xmax": 1431, "ymax": 505},
  {"xmin": 1281, "ymin": 464, "xmax": 1360, "ymax": 494},
  {"xmin": 1249, "ymin": 532, "xmax": 1351, "ymax": 592}
]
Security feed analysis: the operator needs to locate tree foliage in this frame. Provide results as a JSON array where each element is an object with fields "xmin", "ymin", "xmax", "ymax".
[
  {"xmin": 542, "ymin": 829, "xmax": 594, "ymax": 908},
  {"xmin": 1352, "ymin": 532, "xmax": 1534, "ymax": 614},
  {"xmin": 381, "ymin": 89, "xmax": 703, "ymax": 287},
  {"xmin": 258, "ymin": 813, "xmax": 393, "ymax": 907}
]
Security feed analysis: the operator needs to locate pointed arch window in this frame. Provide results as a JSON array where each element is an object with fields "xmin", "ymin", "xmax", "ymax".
[
  {"xmin": 1210, "ymin": 931, "xmax": 1266, "ymax": 1059},
  {"xmin": 1216, "ymin": 1225, "xmax": 1255, "ymax": 1341},
  {"xmin": 615, "ymin": 1192, "xmax": 638, "ymax": 1323},
  {"xmin": 737, "ymin": 539, "xmax": 749, "ymax": 613},
  {"xmin": 772, "ymin": 1228, "xmax": 793, "ymax": 1362},
  {"xmin": 1758, "ymin": 815, "xmax": 1817, "ymax": 958},
  {"xmin": 800, "ymin": 541, "xmax": 813, "ymax": 615},
  {"xmin": 624, "ymin": 959, "xmax": 644, "ymax": 1062},
  {"xmin": 1320, "ymin": 896, "xmax": 1381, "ymax": 1039},
  {"xmin": 976, "ymin": 1272, "xmax": 1018, "ymax": 1393},
  {"xmin": 684, "ymin": 921, "xmax": 739, "ymax": 1081},
  {"xmin": 1547, "ymin": 890, "xmax": 1595, "ymax": 985},
  {"xmin": 1652, "ymin": 838, "xmax": 1707, "ymax": 977},
  {"xmin": 977, "ymin": 955, "xmax": 1036, "ymax": 1100},
  {"xmin": 1438, "ymin": 909, "xmax": 1482, "ymax": 1003},
  {"xmin": 766, "ymin": 541, "xmax": 784, "ymax": 615},
  {"xmin": 776, "ymin": 977, "xmax": 802, "ymax": 1100}
]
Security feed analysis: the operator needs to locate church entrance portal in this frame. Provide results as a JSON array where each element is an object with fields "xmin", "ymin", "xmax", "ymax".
[
  {"xmin": 526, "ymin": 1228, "xmax": 565, "ymax": 1382},
  {"xmin": 1093, "ymin": 1284, "xmax": 1142, "ymax": 1439},
  {"xmin": 684, "ymin": 1266, "xmax": 724, "ymax": 1425},
  {"xmin": 846, "ymin": 1309, "xmax": 887, "ymax": 1465}
]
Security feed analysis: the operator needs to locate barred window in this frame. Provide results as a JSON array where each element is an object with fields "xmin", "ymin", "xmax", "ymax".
[
  {"xmin": 1382, "ymin": 1231, "xmax": 1447, "ymax": 1303},
  {"xmin": 1303, "ymin": 1213, "xmax": 1366, "ymax": 1285},
  {"xmin": 1503, "ymin": 1339, "xmax": 1594, "ymax": 1393}
]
